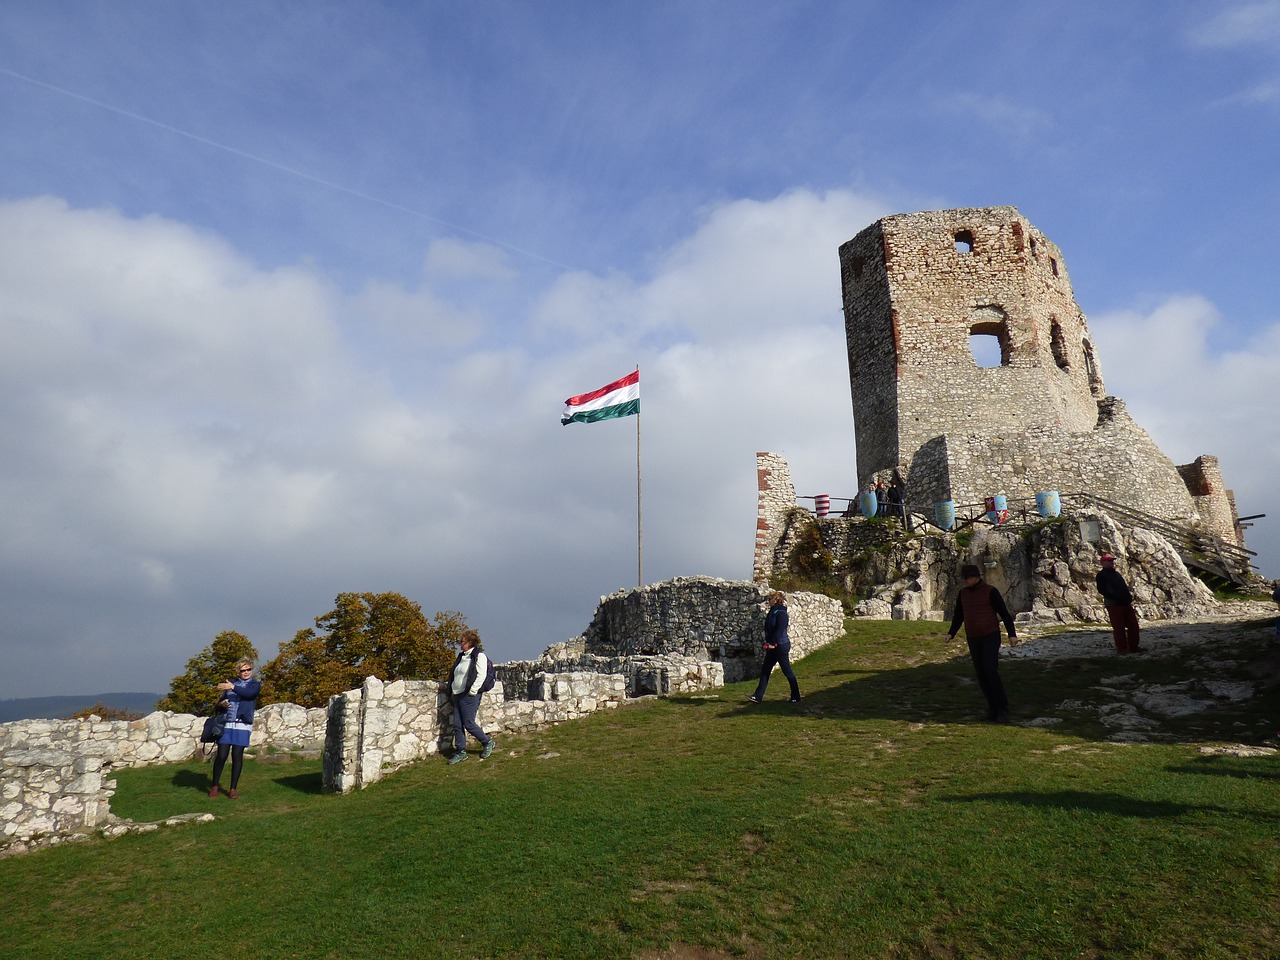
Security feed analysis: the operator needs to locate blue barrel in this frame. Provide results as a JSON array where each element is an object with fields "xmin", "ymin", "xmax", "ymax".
[
  {"xmin": 1035, "ymin": 491, "xmax": 1061, "ymax": 519},
  {"xmin": 933, "ymin": 500, "xmax": 956, "ymax": 531},
  {"xmin": 857, "ymin": 490, "xmax": 878, "ymax": 519},
  {"xmin": 985, "ymin": 494, "xmax": 1008, "ymax": 525}
]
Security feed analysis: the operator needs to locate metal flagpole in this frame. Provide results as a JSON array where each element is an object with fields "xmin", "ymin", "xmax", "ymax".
[{"xmin": 636, "ymin": 365, "xmax": 643, "ymax": 587}]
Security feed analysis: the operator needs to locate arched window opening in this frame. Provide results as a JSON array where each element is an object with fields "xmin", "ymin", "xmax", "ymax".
[
  {"xmin": 954, "ymin": 229, "xmax": 975, "ymax": 254},
  {"xmin": 850, "ymin": 256, "xmax": 865, "ymax": 281},
  {"xmin": 969, "ymin": 305, "xmax": 1011, "ymax": 367},
  {"xmin": 1049, "ymin": 257, "xmax": 1059, "ymax": 277},
  {"xmin": 1050, "ymin": 319, "xmax": 1069, "ymax": 370},
  {"xmin": 1011, "ymin": 222, "xmax": 1024, "ymax": 252},
  {"xmin": 970, "ymin": 333, "xmax": 1004, "ymax": 367},
  {"xmin": 1029, "ymin": 236, "xmax": 1038, "ymax": 258}
]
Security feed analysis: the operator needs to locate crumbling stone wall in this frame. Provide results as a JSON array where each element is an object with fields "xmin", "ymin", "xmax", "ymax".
[
  {"xmin": 322, "ymin": 576, "xmax": 843, "ymax": 792},
  {"xmin": 496, "ymin": 654, "xmax": 722, "ymax": 702},
  {"xmin": 754, "ymin": 451, "xmax": 797, "ymax": 582},
  {"xmin": 573, "ymin": 576, "xmax": 845, "ymax": 683},
  {"xmin": 0, "ymin": 702, "xmax": 326, "ymax": 854},
  {"xmin": 837, "ymin": 206, "xmax": 1233, "ymax": 532},
  {"xmin": 1177, "ymin": 455, "xmax": 1241, "ymax": 546},
  {"xmin": 322, "ymin": 673, "xmax": 629, "ymax": 793}
]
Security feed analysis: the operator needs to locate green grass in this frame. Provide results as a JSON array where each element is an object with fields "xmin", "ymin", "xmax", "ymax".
[{"xmin": 5, "ymin": 618, "xmax": 1280, "ymax": 959}]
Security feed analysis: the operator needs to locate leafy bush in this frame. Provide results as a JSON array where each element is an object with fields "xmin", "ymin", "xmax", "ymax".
[
  {"xmin": 259, "ymin": 592, "xmax": 466, "ymax": 707},
  {"xmin": 64, "ymin": 702, "xmax": 145, "ymax": 721}
]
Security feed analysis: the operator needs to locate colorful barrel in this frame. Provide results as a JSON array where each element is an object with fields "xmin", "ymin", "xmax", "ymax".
[
  {"xmin": 1035, "ymin": 491, "xmax": 1061, "ymax": 519},
  {"xmin": 933, "ymin": 500, "xmax": 956, "ymax": 531},
  {"xmin": 857, "ymin": 490, "xmax": 878, "ymax": 519},
  {"xmin": 814, "ymin": 494, "xmax": 830, "ymax": 517},
  {"xmin": 985, "ymin": 494, "xmax": 1008, "ymax": 525}
]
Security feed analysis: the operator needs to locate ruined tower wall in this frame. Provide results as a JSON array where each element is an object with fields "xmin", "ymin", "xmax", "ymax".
[
  {"xmin": 1177, "ymin": 455, "xmax": 1241, "ymax": 545},
  {"xmin": 839, "ymin": 205, "xmax": 1201, "ymax": 525},
  {"xmin": 840, "ymin": 207, "xmax": 1102, "ymax": 481},
  {"xmin": 927, "ymin": 400, "xmax": 1197, "ymax": 515},
  {"xmin": 754, "ymin": 451, "xmax": 797, "ymax": 583}
]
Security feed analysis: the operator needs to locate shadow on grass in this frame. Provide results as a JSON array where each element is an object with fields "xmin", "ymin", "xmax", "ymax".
[
  {"xmin": 273, "ymin": 771, "xmax": 324, "ymax": 794},
  {"xmin": 171, "ymin": 768, "xmax": 210, "ymax": 792},
  {"xmin": 716, "ymin": 630, "xmax": 1278, "ymax": 745},
  {"xmin": 1164, "ymin": 758, "xmax": 1280, "ymax": 781},
  {"xmin": 940, "ymin": 788, "xmax": 1280, "ymax": 823}
]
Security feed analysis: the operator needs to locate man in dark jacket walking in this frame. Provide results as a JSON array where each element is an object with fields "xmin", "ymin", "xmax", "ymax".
[
  {"xmin": 1096, "ymin": 553, "xmax": 1143, "ymax": 653},
  {"xmin": 947, "ymin": 564, "xmax": 1019, "ymax": 722}
]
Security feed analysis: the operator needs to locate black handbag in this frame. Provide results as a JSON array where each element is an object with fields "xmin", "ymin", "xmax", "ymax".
[{"xmin": 200, "ymin": 710, "xmax": 227, "ymax": 744}]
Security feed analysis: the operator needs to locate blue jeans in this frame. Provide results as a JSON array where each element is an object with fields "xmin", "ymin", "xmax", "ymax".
[
  {"xmin": 452, "ymin": 693, "xmax": 491, "ymax": 752},
  {"xmin": 753, "ymin": 643, "xmax": 800, "ymax": 701}
]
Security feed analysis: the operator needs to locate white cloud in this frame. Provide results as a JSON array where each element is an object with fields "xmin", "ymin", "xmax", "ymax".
[
  {"xmin": 1189, "ymin": 1, "xmax": 1280, "ymax": 50},
  {"xmin": 535, "ymin": 189, "xmax": 889, "ymax": 342}
]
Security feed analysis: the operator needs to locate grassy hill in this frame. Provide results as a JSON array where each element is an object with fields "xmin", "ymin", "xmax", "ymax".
[{"xmin": 4, "ymin": 618, "xmax": 1278, "ymax": 959}]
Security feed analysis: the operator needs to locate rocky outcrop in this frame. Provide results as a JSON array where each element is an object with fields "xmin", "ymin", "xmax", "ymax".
[{"xmin": 838, "ymin": 508, "xmax": 1218, "ymax": 625}]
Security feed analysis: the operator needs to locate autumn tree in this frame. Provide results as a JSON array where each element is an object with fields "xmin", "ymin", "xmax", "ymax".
[
  {"xmin": 65, "ymin": 703, "xmax": 145, "ymax": 721},
  {"xmin": 157, "ymin": 630, "xmax": 260, "ymax": 714},
  {"xmin": 259, "ymin": 592, "xmax": 466, "ymax": 708}
]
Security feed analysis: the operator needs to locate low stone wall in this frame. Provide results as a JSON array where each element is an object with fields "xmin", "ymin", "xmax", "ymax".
[
  {"xmin": 322, "ymin": 671, "xmax": 629, "ymax": 793},
  {"xmin": 578, "ymin": 576, "xmax": 845, "ymax": 683},
  {"xmin": 496, "ymin": 653, "xmax": 722, "ymax": 701},
  {"xmin": 1, "ymin": 702, "xmax": 326, "ymax": 854}
]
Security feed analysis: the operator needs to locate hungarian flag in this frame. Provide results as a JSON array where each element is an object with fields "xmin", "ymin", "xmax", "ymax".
[{"xmin": 561, "ymin": 370, "xmax": 640, "ymax": 425}]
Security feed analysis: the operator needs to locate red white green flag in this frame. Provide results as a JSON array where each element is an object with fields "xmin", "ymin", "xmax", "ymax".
[{"xmin": 561, "ymin": 370, "xmax": 640, "ymax": 425}]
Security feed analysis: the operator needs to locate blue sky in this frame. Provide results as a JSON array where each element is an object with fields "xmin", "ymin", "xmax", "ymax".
[{"xmin": 2, "ymin": 1, "xmax": 1277, "ymax": 699}]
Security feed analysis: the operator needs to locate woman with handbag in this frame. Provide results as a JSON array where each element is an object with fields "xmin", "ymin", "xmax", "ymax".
[{"xmin": 209, "ymin": 658, "xmax": 260, "ymax": 799}]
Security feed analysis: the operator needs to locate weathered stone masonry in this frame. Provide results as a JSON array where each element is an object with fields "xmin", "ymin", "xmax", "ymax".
[
  {"xmin": 0, "ymin": 702, "xmax": 326, "ymax": 853},
  {"xmin": 838, "ymin": 206, "xmax": 1242, "ymax": 546}
]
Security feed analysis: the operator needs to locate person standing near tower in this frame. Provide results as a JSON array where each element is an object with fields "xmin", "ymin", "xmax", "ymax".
[
  {"xmin": 947, "ymin": 565, "xmax": 1019, "ymax": 723},
  {"xmin": 1096, "ymin": 553, "xmax": 1143, "ymax": 653}
]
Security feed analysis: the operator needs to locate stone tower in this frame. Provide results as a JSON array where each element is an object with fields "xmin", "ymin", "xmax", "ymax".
[{"xmin": 838, "ymin": 206, "xmax": 1208, "ymax": 526}]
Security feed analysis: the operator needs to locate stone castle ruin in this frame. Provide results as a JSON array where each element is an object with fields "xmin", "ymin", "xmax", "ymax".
[
  {"xmin": 837, "ymin": 205, "xmax": 1242, "ymax": 547},
  {"xmin": 755, "ymin": 204, "xmax": 1260, "ymax": 621}
]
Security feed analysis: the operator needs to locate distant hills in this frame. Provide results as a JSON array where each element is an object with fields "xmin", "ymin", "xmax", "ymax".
[{"xmin": 0, "ymin": 692, "xmax": 163, "ymax": 723}]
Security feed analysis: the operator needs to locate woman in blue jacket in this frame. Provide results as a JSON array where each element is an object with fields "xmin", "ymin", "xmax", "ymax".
[
  {"xmin": 209, "ymin": 658, "xmax": 261, "ymax": 799},
  {"xmin": 748, "ymin": 592, "xmax": 801, "ymax": 704}
]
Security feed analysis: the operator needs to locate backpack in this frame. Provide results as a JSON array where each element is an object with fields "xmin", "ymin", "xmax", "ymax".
[{"xmin": 458, "ymin": 648, "xmax": 497, "ymax": 696}]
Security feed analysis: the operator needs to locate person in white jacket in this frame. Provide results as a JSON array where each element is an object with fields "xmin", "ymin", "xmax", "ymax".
[{"xmin": 447, "ymin": 630, "xmax": 494, "ymax": 765}]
